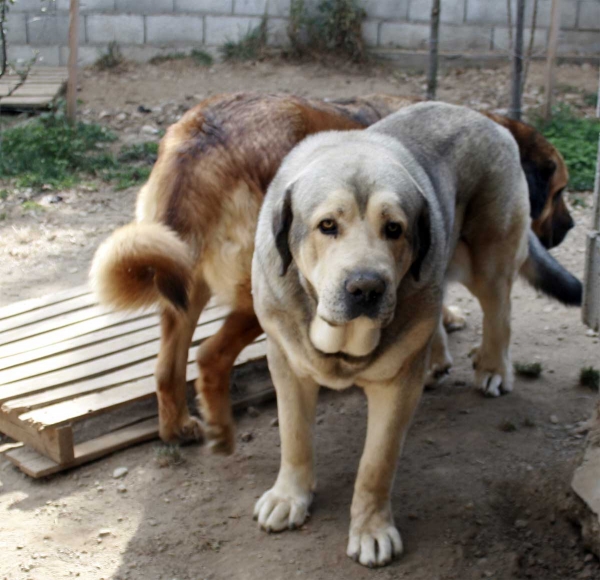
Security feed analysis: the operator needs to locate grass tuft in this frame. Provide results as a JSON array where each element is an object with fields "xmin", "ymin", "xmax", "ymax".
[
  {"xmin": 514, "ymin": 362, "xmax": 543, "ymax": 378},
  {"xmin": 580, "ymin": 367, "xmax": 600, "ymax": 391},
  {"xmin": 154, "ymin": 444, "xmax": 184, "ymax": 468},
  {"xmin": 220, "ymin": 16, "xmax": 268, "ymax": 61},
  {"xmin": 533, "ymin": 104, "xmax": 600, "ymax": 191}
]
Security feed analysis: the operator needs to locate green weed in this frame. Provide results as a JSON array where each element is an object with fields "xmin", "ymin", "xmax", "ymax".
[
  {"xmin": 191, "ymin": 49, "xmax": 214, "ymax": 66},
  {"xmin": 533, "ymin": 105, "xmax": 600, "ymax": 191},
  {"xmin": 220, "ymin": 16, "xmax": 269, "ymax": 61},
  {"xmin": 580, "ymin": 367, "xmax": 600, "ymax": 391},
  {"xmin": 514, "ymin": 361, "xmax": 543, "ymax": 378},
  {"xmin": 95, "ymin": 41, "xmax": 124, "ymax": 70}
]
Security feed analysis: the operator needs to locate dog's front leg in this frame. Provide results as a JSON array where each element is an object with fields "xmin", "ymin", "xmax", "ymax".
[
  {"xmin": 348, "ymin": 357, "xmax": 425, "ymax": 568},
  {"xmin": 254, "ymin": 339, "xmax": 320, "ymax": 532}
]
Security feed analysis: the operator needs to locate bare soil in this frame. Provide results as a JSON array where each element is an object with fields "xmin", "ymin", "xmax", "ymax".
[{"xmin": 0, "ymin": 58, "xmax": 599, "ymax": 580}]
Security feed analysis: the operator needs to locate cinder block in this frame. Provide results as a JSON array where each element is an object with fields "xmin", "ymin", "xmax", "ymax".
[
  {"xmin": 362, "ymin": 0, "xmax": 409, "ymax": 20},
  {"xmin": 234, "ymin": 0, "xmax": 290, "ymax": 16},
  {"xmin": 362, "ymin": 19, "xmax": 379, "ymax": 47},
  {"xmin": 6, "ymin": 12, "xmax": 27, "ymax": 44},
  {"xmin": 267, "ymin": 17, "xmax": 289, "ymax": 45},
  {"xmin": 7, "ymin": 44, "xmax": 60, "ymax": 67},
  {"xmin": 87, "ymin": 14, "xmax": 144, "ymax": 43},
  {"xmin": 493, "ymin": 26, "xmax": 548, "ymax": 52},
  {"xmin": 59, "ymin": 44, "xmax": 107, "ymax": 66},
  {"xmin": 115, "ymin": 0, "xmax": 174, "ymax": 14},
  {"xmin": 56, "ymin": 0, "xmax": 115, "ymax": 11},
  {"xmin": 558, "ymin": 29, "xmax": 600, "ymax": 53},
  {"xmin": 409, "ymin": 0, "xmax": 465, "ymax": 24},
  {"xmin": 466, "ymin": 0, "xmax": 577, "ymax": 29},
  {"xmin": 440, "ymin": 24, "xmax": 492, "ymax": 51},
  {"xmin": 579, "ymin": 1, "xmax": 600, "ymax": 30},
  {"xmin": 146, "ymin": 15, "xmax": 204, "ymax": 44},
  {"xmin": 9, "ymin": 0, "xmax": 56, "ymax": 13},
  {"xmin": 175, "ymin": 0, "xmax": 233, "ymax": 13},
  {"xmin": 379, "ymin": 22, "xmax": 429, "ymax": 49},
  {"xmin": 205, "ymin": 15, "xmax": 262, "ymax": 44},
  {"xmin": 27, "ymin": 13, "xmax": 85, "ymax": 46}
]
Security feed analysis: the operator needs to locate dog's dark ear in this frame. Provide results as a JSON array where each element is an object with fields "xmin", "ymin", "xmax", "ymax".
[
  {"xmin": 272, "ymin": 185, "xmax": 294, "ymax": 276},
  {"xmin": 522, "ymin": 158, "xmax": 557, "ymax": 219},
  {"xmin": 410, "ymin": 197, "xmax": 431, "ymax": 282}
]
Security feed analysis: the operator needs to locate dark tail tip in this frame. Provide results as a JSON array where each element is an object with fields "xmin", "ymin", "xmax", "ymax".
[
  {"xmin": 523, "ymin": 231, "xmax": 582, "ymax": 307},
  {"xmin": 155, "ymin": 272, "xmax": 189, "ymax": 311}
]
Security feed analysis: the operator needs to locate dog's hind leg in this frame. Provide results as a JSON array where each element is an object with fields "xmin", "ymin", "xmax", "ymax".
[
  {"xmin": 424, "ymin": 316, "xmax": 453, "ymax": 388},
  {"xmin": 195, "ymin": 297, "xmax": 263, "ymax": 455},
  {"xmin": 156, "ymin": 278, "xmax": 211, "ymax": 443}
]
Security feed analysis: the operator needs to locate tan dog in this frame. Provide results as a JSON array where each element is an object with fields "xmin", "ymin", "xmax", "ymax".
[
  {"xmin": 90, "ymin": 92, "xmax": 580, "ymax": 455},
  {"xmin": 250, "ymin": 102, "xmax": 578, "ymax": 567}
]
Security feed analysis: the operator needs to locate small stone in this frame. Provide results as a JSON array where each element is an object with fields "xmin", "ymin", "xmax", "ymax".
[
  {"xmin": 584, "ymin": 553, "xmax": 594, "ymax": 563},
  {"xmin": 99, "ymin": 110, "xmax": 111, "ymax": 119},
  {"xmin": 115, "ymin": 112, "xmax": 127, "ymax": 122},
  {"xmin": 98, "ymin": 529, "xmax": 111, "ymax": 537},
  {"xmin": 240, "ymin": 432, "xmax": 253, "ymax": 443},
  {"xmin": 16, "ymin": 544, "xmax": 24, "ymax": 550},
  {"xmin": 247, "ymin": 406, "xmax": 260, "ymax": 418},
  {"xmin": 148, "ymin": 519, "xmax": 158, "ymax": 527},
  {"xmin": 141, "ymin": 125, "xmax": 159, "ymax": 135},
  {"xmin": 112, "ymin": 467, "xmax": 128, "ymax": 479},
  {"xmin": 586, "ymin": 329, "xmax": 599, "ymax": 337},
  {"xmin": 515, "ymin": 519, "xmax": 528, "ymax": 529},
  {"xmin": 550, "ymin": 415, "xmax": 559, "ymax": 424},
  {"xmin": 117, "ymin": 484, "xmax": 127, "ymax": 493},
  {"xmin": 270, "ymin": 417, "xmax": 279, "ymax": 427}
]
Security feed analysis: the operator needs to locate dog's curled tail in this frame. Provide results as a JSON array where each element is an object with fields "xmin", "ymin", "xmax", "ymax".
[
  {"xmin": 520, "ymin": 230, "xmax": 582, "ymax": 306},
  {"xmin": 90, "ymin": 222, "xmax": 193, "ymax": 311}
]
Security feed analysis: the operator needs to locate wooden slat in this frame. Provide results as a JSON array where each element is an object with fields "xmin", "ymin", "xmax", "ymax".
[
  {"xmin": 0, "ymin": 292, "xmax": 98, "ymax": 333},
  {"xmin": 0, "ymin": 96, "xmax": 57, "ymax": 108},
  {"xmin": 5, "ymin": 417, "xmax": 158, "ymax": 478},
  {"xmin": 0, "ymin": 310, "xmax": 150, "ymax": 360},
  {"xmin": 0, "ymin": 304, "xmax": 229, "ymax": 385},
  {"xmin": 0, "ymin": 285, "xmax": 88, "ymax": 320},
  {"xmin": 15, "ymin": 337, "xmax": 267, "ymax": 428},
  {"xmin": 0, "ymin": 304, "xmax": 114, "ymax": 347},
  {"xmin": 0, "ymin": 85, "xmax": 64, "ymax": 97},
  {"xmin": 0, "ymin": 313, "xmax": 159, "ymax": 371},
  {"xmin": 0, "ymin": 316, "xmax": 232, "ymax": 404}
]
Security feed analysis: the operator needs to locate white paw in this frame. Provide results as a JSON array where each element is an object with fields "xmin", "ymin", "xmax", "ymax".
[
  {"xmin": 347, "ymin": 523, "xmax": 403, "ymax": 568},
  {"xmin": 471, "ymin": 347, "xmax": 513, "ymax": 397},
  {"xmin": 443, "ymin": 305, "xmax": 467, "ymax": 333},
  {"xmin": 254, "ymin": 486, "xmax": 312, "ymax": 532}
]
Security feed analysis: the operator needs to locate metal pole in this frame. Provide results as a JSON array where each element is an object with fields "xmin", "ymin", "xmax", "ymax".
[
  {"xmin": 543, "ymin": 0, "xmax": 561, "ymax": 122},
  {"xmin": 66, "ymin": 0, "xmax": 79, "ymax": 124},
  {"xmin": 426, "ymin": 0, "xmax": 440, "ymax": 101},
  {"xmin": 509, "ymin": 0, "xmax": 525, "ymax": 120}
]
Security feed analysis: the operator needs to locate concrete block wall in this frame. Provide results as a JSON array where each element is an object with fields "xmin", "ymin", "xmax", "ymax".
[{"xmin": 5, "ymin": 0, "xmax": 599, "ymax": 67}]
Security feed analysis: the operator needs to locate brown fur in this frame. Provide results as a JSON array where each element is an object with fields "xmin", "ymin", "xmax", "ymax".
[{"xmin": 90, "ymin": 92, "xmax": 573, "ymax": 452}]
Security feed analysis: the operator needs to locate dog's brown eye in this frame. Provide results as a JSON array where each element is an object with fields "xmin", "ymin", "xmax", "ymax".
[
  {"xmin": 384, "ymin": 221, "xmax": 402, "ymax": 239},
  {"xmin": 319, "ymin": 219, "xmax": 338, "ymax": 235}
]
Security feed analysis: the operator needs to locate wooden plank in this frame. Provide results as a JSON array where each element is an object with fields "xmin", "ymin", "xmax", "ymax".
[
  {"xmin": 15, "ymin": 337, "xmax": 267, "ymax": 428},
  {"xmin": 0, "ymin": 412, "xmax": 74, "ymax": 464},
  {"xmin": 0, "ymin": 310, "xmax": 151, "ymax": 360},
  {"xmin": 0, "ymin": 292, "xmax": 98, "ymax": 334},
  {"xmin": 0, "ymin": 285, "xmax": 88, "ymax": 320},
  {"xmin": 0, "ymin": 304, "xmax": 229, "ymax": 385},
  {"xmin": 0, "ymin": 85, "xmax": 63, "ymax": 97},
  {"xmin": 0, "ymin": 97, "xmax": 57, "ymax": 108},
  {"xmin": 0, "ymin": 313, "xmax": 159, "ymax": 371},
  {"xmin": 0, "ymin": 316, "xmax": 232, "ymax": 404},
  {"xmin": 5, "ymin": 417, "xmax": 158, "ymax": 478},
  {"xmin": 0, "ymin": 304, "xmax": 114, "ymax": 347}
]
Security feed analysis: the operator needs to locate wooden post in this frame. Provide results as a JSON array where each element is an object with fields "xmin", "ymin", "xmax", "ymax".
[
  {"xmin": 426, "ymin": 0, "xmax": 440, "ymax": 101},
  {"xmin": 509, "ymin": 0, "xmax": 525, "ymax": 120},
  {"xmin": 543, "ymin": 0, "xmax": 561, "ymax": 122},
  {"xmin": 66, "ymin": 0, "xmax": 79, "ymax": 124}
]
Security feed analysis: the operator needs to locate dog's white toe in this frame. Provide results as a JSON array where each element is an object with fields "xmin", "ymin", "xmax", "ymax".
[
  {"xmin": 347, "ymin": 525, "xmax": 403, "ymax": 568},
  {"xmin": 254, "ymin": 488, "xmax": 311, "ymax": 532},
  {"xmin": 477, "ymin": 371, "xmax": 513, "ymax": 397}
]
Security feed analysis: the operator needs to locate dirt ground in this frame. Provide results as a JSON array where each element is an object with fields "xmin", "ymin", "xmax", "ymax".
[{"xmin": 1, "ymin": 58, "xmax": 599, "ymax": 580}]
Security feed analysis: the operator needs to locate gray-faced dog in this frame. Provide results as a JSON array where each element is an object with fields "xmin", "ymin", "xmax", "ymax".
[{"xmin": 251, "ymin": 102, "xmax": 576, "ymax": 567}]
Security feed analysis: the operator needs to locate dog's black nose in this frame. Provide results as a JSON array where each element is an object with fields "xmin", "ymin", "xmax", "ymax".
[{"xmin": 345, "ymin": 271, "xmax": 386, "ymax": 314}]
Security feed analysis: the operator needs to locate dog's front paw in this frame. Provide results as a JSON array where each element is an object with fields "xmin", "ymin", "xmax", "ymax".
[
  {"xmin": 254, "ymin": 485, "xmax": 312, "ymax": 532},
  {"xmin": 470, "ymin": 346, "xmax": 513, "ymax": 397},
  {"xmin": 204, "ymin": 421, "xmax": 235, "ymax": 455},
  {"xmin": 159, "ymin": 414, "xmax": 205, "ymax": 444},
  {"xmin": 347, "ymin": 514, "xmax": 403, "ymax": 568}
]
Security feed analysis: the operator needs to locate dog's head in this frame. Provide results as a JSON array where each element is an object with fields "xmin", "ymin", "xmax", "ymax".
[
  {"xmin": 483, "ymin": 112, "xmax": 573, "ymax": 249},
  {"xmin": 271, "ymin": 134, "xmax": 430, "ymax": 359}
]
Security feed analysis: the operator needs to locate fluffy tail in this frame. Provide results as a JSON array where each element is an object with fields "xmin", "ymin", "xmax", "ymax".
[
  {"xmin": 520, "ymin": 230, "xmax": 582, "ymax": 306},
  {"xmin": 90, "ymin": 222, "xmax": 193, "ymax": 311}
]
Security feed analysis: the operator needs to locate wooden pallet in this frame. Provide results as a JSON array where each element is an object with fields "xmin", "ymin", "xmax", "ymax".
[
  {"xmin": 0, "ymin": 67, "xmax": 68, "ymax": 109},
  {"xmin": 0, "ymin": 286, "xmax": 271, "ymax": 478}
]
